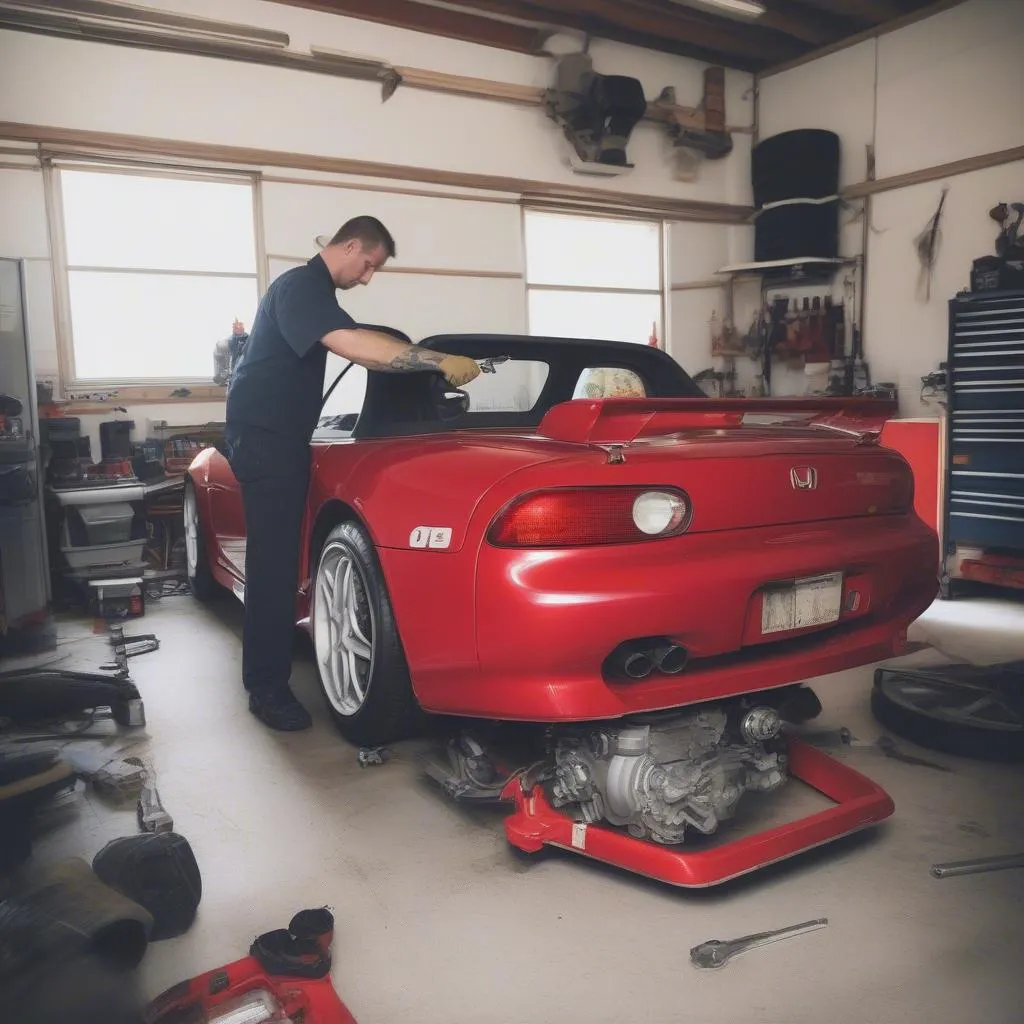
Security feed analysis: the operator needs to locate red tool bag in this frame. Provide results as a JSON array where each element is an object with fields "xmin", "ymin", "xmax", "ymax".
[{"xmin": 144, "ymin": 909, "xmax": 358, "ymax": 1024}]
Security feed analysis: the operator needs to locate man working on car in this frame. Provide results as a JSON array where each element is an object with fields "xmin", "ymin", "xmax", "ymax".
[{"xmin": 224, "ymin": 216, "xmax": 480, "ymax": 731}]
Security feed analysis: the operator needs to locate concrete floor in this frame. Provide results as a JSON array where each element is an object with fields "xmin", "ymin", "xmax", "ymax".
[{"xmin": 23, "ymin": 592, "xmax": 1024, "ymax": 1024}]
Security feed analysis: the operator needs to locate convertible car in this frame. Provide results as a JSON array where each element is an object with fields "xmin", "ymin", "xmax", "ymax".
[
  {"xmin": 185, "ymin": 334, "xmax": 938, "ymax": 864},
  {"xmin": 186, "ymin": 334, "xmax": 939, "ymax": 741}
]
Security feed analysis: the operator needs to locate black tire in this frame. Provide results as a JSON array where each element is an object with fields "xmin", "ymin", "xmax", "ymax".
[
  {"xmin": 871, "ymin": 666, "xmax": 1024, "ymax": 763},
  {"xmin": 752, "ymin": 129, "xmax": 840, "ymax": 207},
  {"xmin": 311, "ymin": 521, "xmax": 424, "ymax": 746},
  {"xmin": 184, "ymin": 479, "xmax": 219, "ymax": 603}
]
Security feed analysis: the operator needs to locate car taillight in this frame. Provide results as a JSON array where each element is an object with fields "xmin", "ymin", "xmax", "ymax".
[
  {"xmin": 877, "ymin": 467, "xmax": 915, "ymax": 513},
  {"xmin": 487, "ymin": 487, "xmax": 690, "ymax": 547}
]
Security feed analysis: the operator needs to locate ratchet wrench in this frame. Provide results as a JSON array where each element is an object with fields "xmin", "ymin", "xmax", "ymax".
[
  {"xmin": 478, "ymin": 355, "xmax": 509, "ymax": 374},
  {"xmin": 690, "ymin": 917, "xmax": 828, "ymax": 969}
]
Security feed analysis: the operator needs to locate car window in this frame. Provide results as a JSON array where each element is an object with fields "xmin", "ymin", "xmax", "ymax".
[
  {"xmin": 461, "ymin": 359, "xmax": 550, "ymax": 413},
  {"xmin": 573, "ymin": 367, "xmax": 647, "ymax": 399},
  {"xmin": 316, "ymin": 360, "xmax": 367, "ymax": 439}
]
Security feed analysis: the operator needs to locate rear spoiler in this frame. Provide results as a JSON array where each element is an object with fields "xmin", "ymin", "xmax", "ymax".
[{"xmin": 537, "ymin": 397, "xmax": 898, "ymax": 446}]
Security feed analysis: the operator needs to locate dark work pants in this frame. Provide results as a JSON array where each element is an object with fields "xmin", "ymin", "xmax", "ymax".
[{"xmin": 225, "ymin": 426, "xmax": 310, "ymax": 694}]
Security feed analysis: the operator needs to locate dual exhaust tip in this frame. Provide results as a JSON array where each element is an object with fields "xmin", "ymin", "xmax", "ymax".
[{"xmin": 606, "ymin": 638, "xmax": 689, "ymax": 681}]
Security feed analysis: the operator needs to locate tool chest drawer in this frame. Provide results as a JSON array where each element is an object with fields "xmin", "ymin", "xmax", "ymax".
[{"xmin": 946, "ymin": 291, "xmax": 1024, "ymax": 551}]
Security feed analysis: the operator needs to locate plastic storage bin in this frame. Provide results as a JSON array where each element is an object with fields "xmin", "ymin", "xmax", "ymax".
[
  {"xmin": 73, "ymin": 502, "xmax": 135, "ymax": 546},
  {"xmin": 61, "ymin": 538, "xmax": 147, "ymax": 571}
]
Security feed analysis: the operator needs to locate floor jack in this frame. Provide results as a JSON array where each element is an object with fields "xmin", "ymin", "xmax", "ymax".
[{"xmin": 424, "ymin": 689, "xmax": 896, "ymax": 888}]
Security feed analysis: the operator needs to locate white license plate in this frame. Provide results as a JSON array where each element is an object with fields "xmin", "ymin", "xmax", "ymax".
[{"xmin": 761, "ymin": 572, "xmax": 843, "ymax": 635}]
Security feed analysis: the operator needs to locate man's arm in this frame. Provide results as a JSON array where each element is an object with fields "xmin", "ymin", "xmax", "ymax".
[{"xmin": 322, "ymin": 328, "xmax": 480, "ymax": 386}]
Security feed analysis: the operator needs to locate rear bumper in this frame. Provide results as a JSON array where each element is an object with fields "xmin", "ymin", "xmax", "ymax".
[{"xmin": 405, "ymin": 513, "xmax": 937, "ymax": 721}]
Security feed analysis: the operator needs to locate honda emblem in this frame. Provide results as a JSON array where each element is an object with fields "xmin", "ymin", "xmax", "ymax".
[{"xmin": 790, "ymin": 466, "xmax": 818, "ymax": 490}]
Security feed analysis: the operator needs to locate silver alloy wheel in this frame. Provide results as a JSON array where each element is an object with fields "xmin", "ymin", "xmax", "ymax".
[
  {"xmin": 314, "ymin": 539, "xmax": 376, "ymax": 716},
  {"xmin": 184, "ymin": 483, "xmax": 199, "ymax": 580}
]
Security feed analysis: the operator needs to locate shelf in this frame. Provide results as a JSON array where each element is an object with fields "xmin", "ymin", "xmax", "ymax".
[{"xmin": 717, "ymin": 257, "xmax": 857, "ymax": 279}]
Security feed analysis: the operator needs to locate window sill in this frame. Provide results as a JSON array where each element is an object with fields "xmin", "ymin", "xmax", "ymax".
[{"xmin": 50, "ymin": 383, "xmax": 228, "ymax": 413}]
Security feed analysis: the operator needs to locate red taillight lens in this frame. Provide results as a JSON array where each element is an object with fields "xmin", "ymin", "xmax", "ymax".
[{"xmin": 487, "ymin": 487, "xmax": 690, "ymax": 547}]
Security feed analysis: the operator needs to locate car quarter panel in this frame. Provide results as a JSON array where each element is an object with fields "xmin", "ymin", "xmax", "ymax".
[{"xmin": 355, "ymin": 432, "xmax": 937, "ymax": 721}]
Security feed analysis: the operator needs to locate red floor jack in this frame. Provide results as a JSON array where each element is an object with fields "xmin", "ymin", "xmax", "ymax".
[
  {"xmin": 426, "ymin": 689, "xmax": 896, "ymax": 888},
  {"xmin": 144, "ymin": 909, "xmax": 358, "ymax": 1024}
]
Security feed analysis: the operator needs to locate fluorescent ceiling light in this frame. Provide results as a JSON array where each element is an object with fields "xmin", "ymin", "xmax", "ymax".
[{"xmin": 669, "ymin": 0, "xmax": 767, "ymax": 18}]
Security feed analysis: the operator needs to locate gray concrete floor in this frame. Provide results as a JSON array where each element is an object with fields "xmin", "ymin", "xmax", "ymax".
[{"xmin": 22, "ymin": 592, "xmax": 1024, "ymax": 1024}]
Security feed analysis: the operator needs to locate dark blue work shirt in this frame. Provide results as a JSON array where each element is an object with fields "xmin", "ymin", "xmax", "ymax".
[{"xmin": 226, "ymin": 254, "xmax": 355, "ymax": 446}]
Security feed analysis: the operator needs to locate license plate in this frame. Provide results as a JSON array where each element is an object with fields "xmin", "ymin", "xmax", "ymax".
[{"xmin": 761, "ymin": 572, "xmax": 843, "ymax": 635}]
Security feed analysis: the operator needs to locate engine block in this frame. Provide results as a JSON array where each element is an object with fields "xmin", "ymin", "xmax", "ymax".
[{"xmin": 548, "ymin": 706, "xmax": 787, "ymax": 845}]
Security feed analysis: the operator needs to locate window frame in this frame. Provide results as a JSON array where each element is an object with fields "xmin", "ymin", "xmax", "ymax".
[
  {"xmin": 46, "ymin": 159, "xmax": 265, "ymax": 402},
  {"xmin": 521, "ymin": 208, "xmax": 668, "ymax": 347}
]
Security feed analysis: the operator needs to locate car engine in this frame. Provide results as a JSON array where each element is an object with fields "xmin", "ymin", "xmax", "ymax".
[{"xmin": 547, "ymin": 706, "xmax": 787, "ymax": 845}]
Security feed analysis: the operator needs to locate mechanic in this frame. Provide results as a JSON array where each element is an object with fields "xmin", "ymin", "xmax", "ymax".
[{"xmin": 224, "ymin": 216, "xmax": 480, "ymax": 731}]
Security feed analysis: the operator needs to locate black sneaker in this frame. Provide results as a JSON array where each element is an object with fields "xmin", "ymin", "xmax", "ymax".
[{"xmin": 248, "ymin": 688, "xmax": 312, "ymax": 731}]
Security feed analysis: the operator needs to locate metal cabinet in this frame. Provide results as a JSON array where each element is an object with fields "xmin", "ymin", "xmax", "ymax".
[{"xmin": 945, "ymin": 290, "xmax": 1024, "ymax": 554}]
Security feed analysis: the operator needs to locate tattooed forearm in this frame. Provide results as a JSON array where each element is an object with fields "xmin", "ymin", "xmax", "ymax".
[{"xmin": 382, "ymin": 345, "xmax": 446, "ymax": 373}]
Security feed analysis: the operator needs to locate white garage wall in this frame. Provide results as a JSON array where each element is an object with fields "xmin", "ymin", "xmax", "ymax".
[
  {"xmin": 0, "ymin": 0, "xmax": 754, "ymax": 453},
  {"xmin": 0, "ymin": 4, "xmax": 753, "ymax": 203},
  {"xmin": 758, "ymin": 0, "xmax": 1024, "ymax": 415}
]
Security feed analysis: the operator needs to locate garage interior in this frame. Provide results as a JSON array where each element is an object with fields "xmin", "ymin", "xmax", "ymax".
[{"xmin": 1, "ymin": 1, "xmax": 1023, "ymax": 1022}]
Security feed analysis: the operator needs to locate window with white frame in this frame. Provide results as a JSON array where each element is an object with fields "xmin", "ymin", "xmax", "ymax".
[
  {"xmin": 523, "ymin": 210, "xmax": 664, "ymax": 346},
  {"xmin": 56, "ymin": 166, "xmax": 260, "ymax": 384}
]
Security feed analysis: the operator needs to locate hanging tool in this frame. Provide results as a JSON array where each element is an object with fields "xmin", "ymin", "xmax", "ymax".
[
  {"xmin": 690, "ymin": 917, "xmax": 828, "ymax": 969},
  {"xmin": 915, "ymin": 187, "xmax": 949, "ymax": 300},
  {"xmin": 931, "ymin": 852, "xmax": 1024, "ymax": 879}
]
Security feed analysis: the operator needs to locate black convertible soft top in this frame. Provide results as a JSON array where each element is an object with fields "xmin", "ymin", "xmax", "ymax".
[{"xmin": 350, "ymin": 334, "xmax": 704, "ymax": 439}]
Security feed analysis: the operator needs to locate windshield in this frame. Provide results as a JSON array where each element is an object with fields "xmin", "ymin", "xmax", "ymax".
[{"xmin": 315, "ymin": 356, "xmax": 366, "ymax": 440}]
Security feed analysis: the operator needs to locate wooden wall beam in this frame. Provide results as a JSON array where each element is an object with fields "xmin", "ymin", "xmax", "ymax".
[{"xmin": 0, "ymin": 121, "xmax": 754, "ymax": 223}]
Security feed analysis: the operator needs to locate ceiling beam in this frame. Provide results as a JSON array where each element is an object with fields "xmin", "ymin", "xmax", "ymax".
[
  {"xmin": 445, "ymin": 0, "xmax": 800, "ymax": 62},
  {"xmin": 268, "ymin": 0, "xmax": 547, "ymax": 53},
  {"xmin": 623, "ymin": 0, "xmax": 841, "ymax": 47},
  {"xmin": 754, "ymin": 0, "xmax": 865, "ymax": 43},
  {"xmin": 787, "ymin": 0, "xmax": 907, "ymax": 24},
  {"xmin": 520, "ymin": 0, "xmax": 801, "ymax": 61},
  {"xmin": 439, "ymin": 0, "xmax": 767, "ymax": 67}
]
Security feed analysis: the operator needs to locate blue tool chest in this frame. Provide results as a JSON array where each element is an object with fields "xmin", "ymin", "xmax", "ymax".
[{"xmin": 945, "ymin": 290, "xmax": 1024, "ymax": 552}]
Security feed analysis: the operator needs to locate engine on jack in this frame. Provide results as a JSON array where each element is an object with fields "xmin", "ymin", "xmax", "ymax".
[
  {"xmin": 425, "ymin": 697, "xmax": 801, "ymax": 846},
  {"xmin": 548, "ymin": 704, "xmax": 787, "ymax": 844}
]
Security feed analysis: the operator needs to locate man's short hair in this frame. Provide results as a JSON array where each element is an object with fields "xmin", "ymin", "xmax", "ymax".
[{"xmin": 329, "ymin": 216, "xmax": 396, "ymax": 258}]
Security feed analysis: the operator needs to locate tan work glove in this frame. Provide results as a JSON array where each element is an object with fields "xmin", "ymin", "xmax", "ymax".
[{"xmin": 439, "ymin": 355, "xmax": 481, "ymax": 388}]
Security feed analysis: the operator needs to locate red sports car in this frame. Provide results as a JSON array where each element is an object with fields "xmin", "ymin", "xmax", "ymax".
[{"xmin": 186, "ymin": 335, "xmax": 937, "ymax": 862}]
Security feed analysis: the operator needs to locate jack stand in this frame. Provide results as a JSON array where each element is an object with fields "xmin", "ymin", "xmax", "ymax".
[{"xmin": 501, "ymin": 737, "xmax": 893, "ymax": 887}]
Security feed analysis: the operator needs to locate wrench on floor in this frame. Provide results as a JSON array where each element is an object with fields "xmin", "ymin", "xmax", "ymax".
[{"xmin": 690, "ymin": 918, "xmax": 828, "ymax": 969}]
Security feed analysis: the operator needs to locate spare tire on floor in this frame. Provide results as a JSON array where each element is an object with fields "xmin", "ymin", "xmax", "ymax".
[{"xmin": 870, "ymin": 662, "xmax": 1024, "ymax": 763}]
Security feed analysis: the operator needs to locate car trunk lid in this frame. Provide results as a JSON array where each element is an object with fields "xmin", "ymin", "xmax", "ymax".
[{"xmin": 531, "ymin": 397, "xmax": 911, "ymax": 532}]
